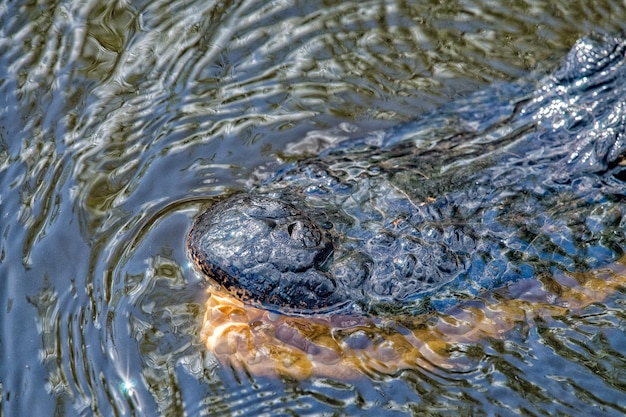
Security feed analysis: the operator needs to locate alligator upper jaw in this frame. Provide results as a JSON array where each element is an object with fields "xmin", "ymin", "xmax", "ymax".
[{"xmin": 188, "ymin": 194, "xmax": 359, "ymax": 314}]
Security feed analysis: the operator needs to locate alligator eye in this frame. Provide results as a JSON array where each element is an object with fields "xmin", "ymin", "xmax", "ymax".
[{"xmin": 320, "ymin": 221, "xmax": 334, "ymax": 230}]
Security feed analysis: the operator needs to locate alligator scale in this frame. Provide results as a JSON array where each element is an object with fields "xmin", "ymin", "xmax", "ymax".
[{"xmin": 189, "ymin": 34, "xmax": 626, "ymax": 318}]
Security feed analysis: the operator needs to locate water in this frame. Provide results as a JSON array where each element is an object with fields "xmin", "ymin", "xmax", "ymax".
[{"xmin": 1, "ymin": 0, "xmax": 626, "ymax": 416}]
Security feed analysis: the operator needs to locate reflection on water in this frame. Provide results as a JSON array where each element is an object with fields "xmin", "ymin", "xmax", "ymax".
[
  {"xmin": 202, "ymin": 258, "xmax": 626, "ymax": 380},
  {"xmin": 1, "ymin": 0, "xmax": 626, "ymax": 416}
]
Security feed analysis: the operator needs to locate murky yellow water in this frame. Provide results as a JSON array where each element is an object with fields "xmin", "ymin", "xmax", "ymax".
[{"xmin": 202, "ymin": 258, "xmax": 626, "ymax": 380}]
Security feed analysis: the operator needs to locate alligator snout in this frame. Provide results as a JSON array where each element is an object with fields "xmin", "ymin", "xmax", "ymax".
[{"xmin": 187, "ymin": 195, "xmax": 346, "ymax": 313}]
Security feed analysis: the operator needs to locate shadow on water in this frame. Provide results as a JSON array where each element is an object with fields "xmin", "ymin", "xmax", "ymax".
[{"xmin": 1, "ymin": 0, "xmax": 626, "ymax": 416}]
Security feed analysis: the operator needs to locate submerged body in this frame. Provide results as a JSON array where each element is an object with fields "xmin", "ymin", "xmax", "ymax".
[{"xmin": 189, "ymin": 34, "xmax": 626, "ymax": 316}]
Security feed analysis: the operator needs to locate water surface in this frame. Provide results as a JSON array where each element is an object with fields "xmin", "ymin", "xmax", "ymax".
[{"xmin": 1, "ymin": 0, "xmax": 626, "ymax": 416}]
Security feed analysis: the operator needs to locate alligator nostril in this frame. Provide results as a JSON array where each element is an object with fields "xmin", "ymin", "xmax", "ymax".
[
  {"xmin": 287, "ymin": 222, "xmax": 300, "ymax": 238},
  {"xmin": 287, "ymin": 220, "xmax": 322, "ymax": 248}
]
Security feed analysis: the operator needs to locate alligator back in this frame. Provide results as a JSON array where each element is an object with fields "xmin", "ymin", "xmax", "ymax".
[{"xmin": 188, "ymin": 34, "xmax": 626, "ymax": 315}]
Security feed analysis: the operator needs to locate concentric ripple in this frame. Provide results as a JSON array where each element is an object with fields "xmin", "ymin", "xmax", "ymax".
[{"xmin": 2, "ymin": 1, "xmax": 626, "ymax": 416}]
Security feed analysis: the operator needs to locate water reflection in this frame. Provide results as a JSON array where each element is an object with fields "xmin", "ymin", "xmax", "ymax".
[
  {"xmin": 2, "ymin": 0, "xmax": 626, "ymax": 416},
  {"xmin": 201, "ymin": 258, "xmax": 626, "ymax": 380}
]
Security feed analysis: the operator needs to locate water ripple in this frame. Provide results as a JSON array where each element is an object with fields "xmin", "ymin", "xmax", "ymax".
[{"xmin": 2, "ymin": 1, "xmax": 626, "ymax": 416}]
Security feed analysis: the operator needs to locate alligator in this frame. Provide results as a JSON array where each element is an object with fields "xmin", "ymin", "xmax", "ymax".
[{"xmin": 188, "ymin": 34, "xmax": 626, "ymax": 316}]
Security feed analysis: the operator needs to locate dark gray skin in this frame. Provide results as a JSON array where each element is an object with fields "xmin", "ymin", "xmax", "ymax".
[{"xmin": 188, "ymin": 34, "xmax": 626, "ymax": 316}]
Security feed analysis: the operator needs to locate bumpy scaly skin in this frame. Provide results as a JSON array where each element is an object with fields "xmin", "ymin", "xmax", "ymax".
[
  {"xmin": 188, "ymin": 195, "xmax": 342, "ymax": 312},
  {"xmin": 189, "ymin": 34, "xmax": 626, "ymax": 315}
]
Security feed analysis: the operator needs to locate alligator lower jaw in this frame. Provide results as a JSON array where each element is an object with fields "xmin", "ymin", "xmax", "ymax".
[{"xmin": 201, "ymin": 257, "xmax": 626, "ymax": 379}]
